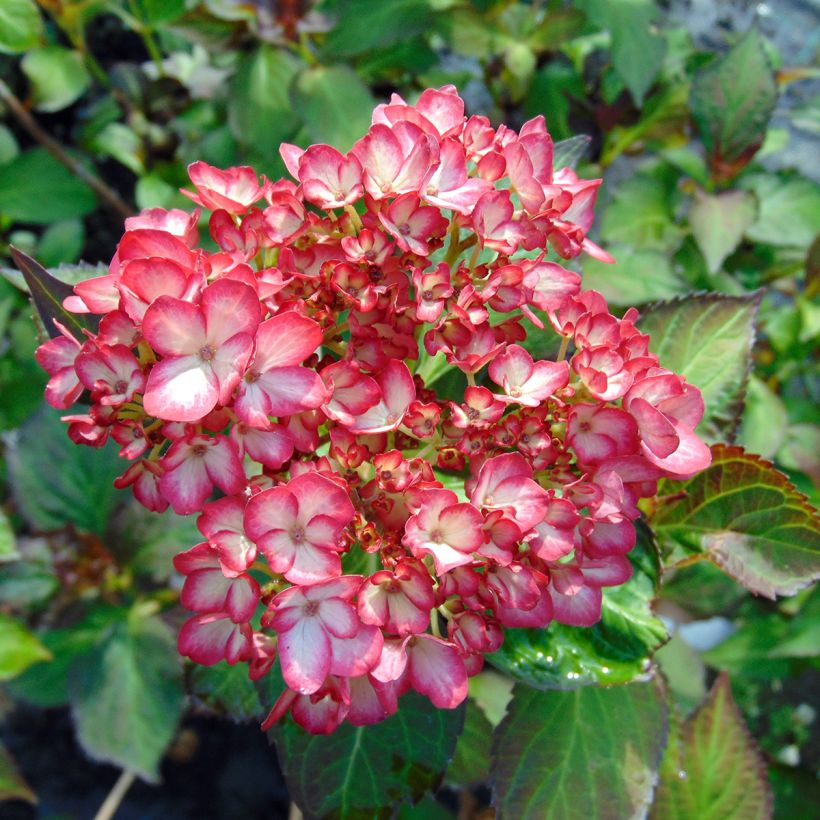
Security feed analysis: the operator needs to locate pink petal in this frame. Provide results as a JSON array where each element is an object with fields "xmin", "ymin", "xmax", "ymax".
[
  {"xmin": 328, "ymin": 624, "xmax": 384, "ymax": 677},
  {"xmin": 278, "ymin": 616, "xmax": 332, "ymax": 694},
  {"xmin": 253, "ymin": 312, "xmax": 324, "ymax": 371},
  {"xmin": 202, "ymin": 279, "xmax": 261, "ymax": 346},
  {"xmin": 142, "ymin": 296, "xmax": 206, "ymax": 357},
  {"xmin": 407, "ymin": 636, "xmax": 468, "ymax": 709}
]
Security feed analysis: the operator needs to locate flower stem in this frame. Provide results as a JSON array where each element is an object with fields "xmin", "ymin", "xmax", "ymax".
[{"xmin": 93, "ymin": 769, "xmax": 137, "ymax": 820}]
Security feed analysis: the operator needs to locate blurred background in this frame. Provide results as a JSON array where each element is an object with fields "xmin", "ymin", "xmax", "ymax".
[{"xmin": 0, "ymin": 1, "xmax": 817, "ymax": 817}]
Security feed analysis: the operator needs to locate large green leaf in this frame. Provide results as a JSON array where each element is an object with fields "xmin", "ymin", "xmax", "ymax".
[
  {"xmin": 0, "ymin": 0, "xmax": 43, "ymax": 54},
  {"xmin": 109, "ymin": 501, "xmax": 200, "ymax": 582},
  {"xmin": 444, "ymin": 699, "xmax": 492, "ymax": 788},
  {"xmin": 638, "ymin": 291, "xmax": 761, "ymax": 444},
  {"xmin": 652, "ymin": 444, "xmax": 820, "ymax": 599},
  {"xmin": 21, "ymin": 46, "xmax": 90, "ymax": 113},
  {"xmin": 8, "ymin": 604, "xmax": 125, "ymax": 707},
  {"xmin": 688, "ymin": 189, "xmax": 757, "ymax": 274},
  {"xmin": 575, "ymin": 0, "xmax": 666, "ymax": 105},
  {"xmin": 738, "ymin": 375, "xmax": 788, "ymax": 459},
  {"xmin": 189, "ymin": 661, "xmax": 264, "ymax": 722},
  {"xmin": 601, "ymin": 175, "xmax": 681, "ymax": 251},
  {"xmin": 741, "ymin": 172, "xmax": 820, "ymax": 249},
  {"xmin": 6, "ymin": 404, "xmax": 123, "ymax": 535},
  {"xmin": 582, "ymin": 246, "xmax": 689, "ymax": 307},
  {"xmin": 690, "ymin": 29, "xmax": 778, "ymax": 181},
  {"xmin": 228, "ymin": 46, "xmax": 302, "ymax": 161},
  {"xmin": 0, "ymin": 613, "xmax": 51, "ymax": 681},
  {"xmin": 272, "ymin": 691, "xmax": 465, "ymax": 818},
  {"xmin": 292, "ymin": 65, "xmax": 375, "ymax": 153},
  {"xmin": 650, "ymin": 674, "xmax": 772, "ymax": 819},
  {"xmin": 68, "ymin": 603, "xmax": 184, "ymax": 782},
  {"xmin": 490, "ymin": 522, "xmax": 667, "ymax": 689},
  {"xmin": 0, "ymin": 741, "xmax": 36, "ymax": 804},
  {"xmin": 322, "ymin": 0, "xmax": 433, "ymax": 58},
  {"xmin": 491, "ymin": 676, "xmax": 669, "ymax": 819},
  {"xmin": 0, "ymin": 149, "xmax": 97, "ymax": 224},
  {"xmin": 10, "ymin": 246, "xmax": 97, "ymax": 341}
]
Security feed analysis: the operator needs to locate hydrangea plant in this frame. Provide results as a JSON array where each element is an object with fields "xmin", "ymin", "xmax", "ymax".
[{"xmin": 33, "ymin": 86, "xmax": 712, "ymax": 735}]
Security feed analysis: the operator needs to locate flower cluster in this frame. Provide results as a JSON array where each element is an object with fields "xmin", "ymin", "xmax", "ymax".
[{"xmin": 36, "ymin": 86, "xmax": 711, "ymax": 734}]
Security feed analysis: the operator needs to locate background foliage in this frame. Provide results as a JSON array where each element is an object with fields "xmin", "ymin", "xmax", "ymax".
[{"xmin": 0, "ymin": 0, "xmax": 818, "ymax": 817}]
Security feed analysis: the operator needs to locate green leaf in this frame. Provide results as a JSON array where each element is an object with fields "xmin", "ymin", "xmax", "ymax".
[
  {"xmin": 10, "ymin": 246, "xmax": 96, "ymax": 341},
  {"xmin": 189, "ymin": 661, "xmax": 263, "ymax": 722},
  {"xmin": 445, "ymin": 699, "xmax": 492, "ymax": 788},
  {"xmin": 601, "ymin": 175, "xmax": 681, "ymax": 251},
  {"xmin": 490, "ymin": 522, "xmax": 668, "ymax": 689},
  {"xmin": 738, "ymin": 375, "xmax": 788, "ymax": 459},
  {"xmin": 689, "ymin": 189, "xmax": 757, "ymax": 274},
  {"xmin": 109, "ymin": 501, "xmax": 200, "ymax": 582},
  {"xmin": 652, "ymin": 444, "xmax": 820, "ymax": 599},
  {"xmin": 135, "ymin": 0, "xmax": 186, "ymax": 24},
  {"xmin": 8, "ymin": 605, "xmax": 125, "ymax": 707},
  {"xmin": 0, "ymin": 148, "xmax": 97, "ymax": 224},
  {"xmin": 741, "ymin": 173, "xmax": 820, "ymax": 249},
  {"xmin": 703, "ymin": 589, "xmax": 820, "ymax": 677},
  {"xmin": 582, "ymin": 246, "xmax": 689, "ymax": 307},
  {"xmin": 651, "ymin": 674, "xmax": 773, "ymax": 819},
  {"xmin": 0, "ymin": 613, "xmax": 51, "ymax": 681},
  {"xmin": 491, "ymin": 676, "xmax": 669, "ymax": 819},
  {"xmin": 638, "ymin": 291, "xmax": 761, "ymax": 444},
  {"xmin": 690, "ymin": 29, "xmax": 778, "ymax": 181},
  {"xmin": 228, "ymin": 46, "xmax": 302, "ymax": 160},
  {"xmin": 21, "ymin": 46, "xmax": 90, "ymax": 113},
  {"xmin": 655, "ymin": 633, "xmax": 707, "ymax": 715},
  {"xmin": 272, "ymin": 691, "xmax": 465, "ymax": 818},
  {"xmin": 0, "ymin": 741, "xmax": 36, "ymax": 804},
  {"xmin": 0, "ymin": 0, "xmax": 43, "ymax": 54},
  {"xmin": 526, "ymin": 66, "xmax": 584, "ymax": 143},
  {"xmin": 69, "ymin": 603, "xmax": 184, "ymax": 782},
  {"xmin": 37, "ymin": 220, "xmax": 85, "ymax": 267},
  {"xmin": 0, "ymin": 124, "xmax": 20, "ymax": 165},
  {"xmin": 292, "ymin": 65, "xmax": 375, "ymax": 153},
  {"xmin": 90, "ymin": 123, "xmax": 145, "ymax": 175},
  {"xmin": 323, "ymin": 0, "xmax": 433, "ymax": 58},
  {"xmin": 576, "ymin": 0, "xmax": 666, "ymax": 105},
  {"xmin": 6, "ymin": 404, "xmax": 124, "ymax": 535},
  {"xmin": 0, "ymin": 508, "xmax": 16, "ymax": 562}
]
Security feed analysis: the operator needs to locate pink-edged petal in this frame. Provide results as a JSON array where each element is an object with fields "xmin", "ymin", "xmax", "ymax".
[
  {"xmin": 143, "ymin": 355, "xmax": 218, "ymax": 422},
  {"xmin": 178, "ymin": 613, "xmax": 252, "ymax": 665},
  {"xmin": 142, "ymin": 296, "xmax": 205, "ymax": 356},
  {"xmin": 549, "ymin": 584, "xmax": 602, "ymax": 627},
  {"xmin": 203, "ymin": 437, "xmax": 246, "ymax": 495},
  {"xmin": 256, "ymin": 367, "xmax": 329, "ymax": 416},
  {"xmin": 328, "ymin": 624, "xmax": 384, "ymax": 677},
  {"xmin": 642, "ymin": 426, "xmax": 712, "ymax": 479},
  {"xmin": 278, "ymin": 616, "xmax": 332, "ymax": 694},
  {"xmin": 257, "ymin": 530, "xmax": 297, "ymax": 575},
  {"xmin": 407, "ymin": 636, "xmax": 468, "ymax": 709},
  {"xmin": 318, "ymin": 598, "xmax": 360, "ymax": 639},
  {"xmin": 202, "ymin": 278, "xmax": 261, "ymax": 345},
  {"xmin": 244, "ymin": 486, "xmax": 299, "ymax": 541},
  {"xmin": 253, "ymin": 312, "xmax": 324, "ymax": 371},
  {"xmin": 289, "ymin": 472, "xmax": 355, "ymax": 526},
  {"xmin": 370, "ymin": 638, "xmax": 409, "ymax": 683},
  {"xmin": 211, "ymin": 332, "xmax": 255, "ymax": 405},
  {"xmin": 285, "ymin": 541, "xmax": 342, "ymax": 585},
  {"xmin": 159, "ymin": 454, "xmax": 213, "ymax": 515},
  {"xmin": 630, "ymin": 397, "xmax": 679, "ymax": 458}
]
